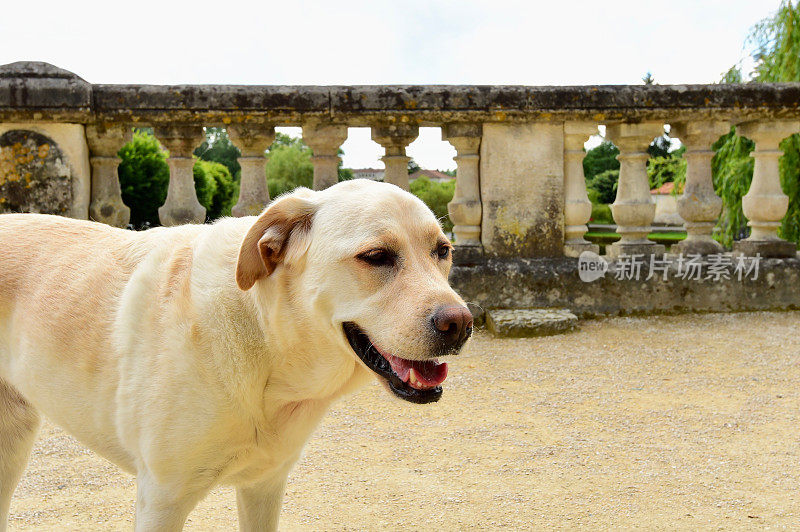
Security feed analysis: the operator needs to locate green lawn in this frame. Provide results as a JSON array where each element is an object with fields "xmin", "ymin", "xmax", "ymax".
[
  {"xmin": 585, "ymin": 231, "xmax": 686, "ymax": 241},
  {"xmin": 584, "ymin": 231, "xmax": 687, "ymax": 253}
]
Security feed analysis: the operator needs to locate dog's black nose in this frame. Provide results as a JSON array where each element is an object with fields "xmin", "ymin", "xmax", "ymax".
[{"xmin": 431, "ymin": 305, "xmax": 473, "ymax": 349}]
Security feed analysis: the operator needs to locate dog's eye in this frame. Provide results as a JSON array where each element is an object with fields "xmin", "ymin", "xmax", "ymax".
[
  {"xmin": 435, "ymin": 244, "xmax": 451, "ymax": 260},
  {"xmin": 358, "ymin": 249, "xmax": 396, "ymax": 267}
]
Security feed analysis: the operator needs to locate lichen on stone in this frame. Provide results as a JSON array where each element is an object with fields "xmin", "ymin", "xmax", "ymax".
[{"xmin": 0, "ymin": 130, "xmax": 72, "ymax": 215}]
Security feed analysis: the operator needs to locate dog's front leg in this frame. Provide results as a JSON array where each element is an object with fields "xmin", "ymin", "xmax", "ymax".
[
  {"xmin": 134, "ymin": 470, "xmax": 211, "ymax": 532},
  {"xmin": 235, "ymin": 472, "xmax": 290, "ymax": 532}
]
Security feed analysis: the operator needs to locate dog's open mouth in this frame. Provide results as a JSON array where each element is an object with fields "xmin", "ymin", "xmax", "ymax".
[{"xmin": 343, "ymin": 323, "xmax": 447, "ymax": 404}]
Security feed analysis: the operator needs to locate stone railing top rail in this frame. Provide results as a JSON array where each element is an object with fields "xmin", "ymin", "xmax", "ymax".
[{"xmin": 3, "ymin": 61, "xmax": 800, "ymax": 126}]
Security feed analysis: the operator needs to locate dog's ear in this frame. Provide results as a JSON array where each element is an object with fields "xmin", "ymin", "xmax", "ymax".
[{"xmin": 235, "ymin": 190, "xmax": 317, "ymax": 290}]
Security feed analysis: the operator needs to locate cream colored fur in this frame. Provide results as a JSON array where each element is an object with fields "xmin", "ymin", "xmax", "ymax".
[{"xmin": 0, "ymin": 179, "xmax": 466, "ymax": 531}]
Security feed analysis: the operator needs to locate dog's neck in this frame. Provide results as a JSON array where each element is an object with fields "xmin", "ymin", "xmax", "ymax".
[{"xmin": 188, "ymin": 256, "xmax": 370, "ymax": 425}]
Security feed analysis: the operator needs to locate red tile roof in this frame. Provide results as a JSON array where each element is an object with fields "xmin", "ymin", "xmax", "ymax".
[{"xmin": 650, "ymin": 181, "xmax": 676, "ymax": 195}]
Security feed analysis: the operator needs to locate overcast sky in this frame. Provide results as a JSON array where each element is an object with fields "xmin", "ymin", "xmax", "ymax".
[{"xmin": 0, "ymin": 0, "xmax": 779, "ymax": 170}]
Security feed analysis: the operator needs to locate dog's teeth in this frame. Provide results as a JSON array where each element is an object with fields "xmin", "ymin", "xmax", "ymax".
[{"xmin": 409, "ymin": 368, "xmax": 418, "ymax": 386}]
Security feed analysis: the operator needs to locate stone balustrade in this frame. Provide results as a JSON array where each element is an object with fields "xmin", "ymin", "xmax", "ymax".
[{"xmin": 2, "ymin": 62, "xmax": 800, "ymax": 294}]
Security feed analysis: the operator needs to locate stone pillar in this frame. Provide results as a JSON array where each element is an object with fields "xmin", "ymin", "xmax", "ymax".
[
  {"xmin": 563, "ymin": 122, "xmax": 599, "ymax": 257},
  {"xmin": 605, "ymin": 122, "xmax": 666, "ymax": 258},
  {"xmin": 670, "ymin": 121, "xmax": 729, "ymax": 255},
  {"xmin": 156, "ymin": 126, "xmax": 206, "ymax": 226},
  {"xmin": 229, "ymin": 125, "xmax": 274, "ymax": 217},
  {"xmin": 371, "ymin": 124, "xmax": 419, "ymax": 190},
  {"xmin": 479, "ymin": 122, "xmax": 565, "ymax": 257},
  {"xmin": 443, "ymin": 123, "xmax": 482, "ymax": 258},
  {"xmin": 732, "ymin": 120, "xmax": 799, "ymax": 258},
  {"xmin": 85, "ymin": 124, "xmax": 131, "ymax": 227},
  {"xmin": 303, "ymin": 123, "xmax": 348, "ymax": 191}
]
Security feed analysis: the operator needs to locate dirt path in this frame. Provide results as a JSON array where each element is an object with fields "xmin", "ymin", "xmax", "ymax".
[{"xmin": 8, "ymin": 312, "xmax": 800, "ymax": 530}]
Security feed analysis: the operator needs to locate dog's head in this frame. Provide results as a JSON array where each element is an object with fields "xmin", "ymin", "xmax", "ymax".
[{"xmin": 235, "ymin": 179, "xmax": 472, "ymax": 404}]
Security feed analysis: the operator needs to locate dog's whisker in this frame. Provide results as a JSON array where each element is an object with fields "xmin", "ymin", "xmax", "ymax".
[{"xmin": 464, "ymin": 301, "xmax": 485, "ymax": 311}]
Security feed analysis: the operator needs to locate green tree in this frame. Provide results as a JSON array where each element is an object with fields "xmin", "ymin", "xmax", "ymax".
[
  {"xmin": 583, "ymin": 141, "xmax": 620, "ymax": 181},
  {"xmin": 647, "ymin": 135, "xmax": 672, "ymax": 159},
  {"xmin": 712, "ymin": 130, "xmax": 755, "ymax": 247},
  {"xmin": 338, "ymin": 165, "xmax": 354, "ymax": 181},
  {"xmin": 194, "ymin": 127, "xmax": 241, "ymax": 180},
  {"xmin": 720, "ymin": 64, "xmax": 744, "ymax": 83},
  {"xmin": 266, "ymin": 135, "xmax": 314, "ymax": 198},
  {"xmin": 265, "ymin": 133, "xmax": 356, "ymax": 197},
  {"xmin": 647, "ymin": 153, "xmax": 687, "ymax": 190},
  {"xmin": 748, "ymin": 0, "xmax": 800, "ymax": 82},
  {"xmin": 588, "ymin": 169, "xmax": 619, "ymax": 204},
  {"xmin": 715, "ymin": 0, "xmax": 800, "ymax": 245},
  {"xmin": 409, "ymin": 176, "xmax": 455, "ymax": 233}
]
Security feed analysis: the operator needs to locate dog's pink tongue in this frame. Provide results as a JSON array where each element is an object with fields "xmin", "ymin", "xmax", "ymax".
[{"xmin": 384, "ymin": 354, "xmax": 448, "ymax": 390}]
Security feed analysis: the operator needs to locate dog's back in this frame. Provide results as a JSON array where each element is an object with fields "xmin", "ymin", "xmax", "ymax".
[{"xmin": 0, "ymin": 214, "xmax": 208, "ymax": 472}]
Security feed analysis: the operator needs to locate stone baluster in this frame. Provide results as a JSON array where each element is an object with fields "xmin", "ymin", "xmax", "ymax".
[
  {"xmin": 371, "ymin": 124, "xmax": 419, "ymax": 190},
  {"xmin": 670, "ymin": 121, "xmax": 729, "ymax": 255},
  {"xmin": 563, "ymin": 122, "xmax": 599, "ymax": 257},
  {"xmin": 85, "ymin": 124, "xmax": 131, "ymax": 227},
  {"xmin": 155, "ymin": 126, "xmax": 206, "ymax": 226},
  {"xmin": 605, "ymin": 122, "xmax": 666, "ymax": 258},
  {"xmin": 303, "ymin": 122, "xmax": 348, "ymax": 191},
  {"xmin": 732, "ymin": 120, "xmax": 799, "ymax": 257},
  {"xmin": 229, "ymin": 125, "xmax": 274, "ymax": 217},
  {"xmin": 443, "ymin": 123, "xmax": 482, "ymax": 257}
]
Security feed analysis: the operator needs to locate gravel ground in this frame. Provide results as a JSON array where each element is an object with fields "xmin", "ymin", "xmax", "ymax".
[{"xmin": 8, "ymin": 311, "xmax": 800, "ymax": 530}]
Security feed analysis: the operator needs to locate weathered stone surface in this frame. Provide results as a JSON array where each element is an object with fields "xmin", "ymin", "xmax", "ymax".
[
  {"xmin": 606, "ymin": 241, "xmax": 665, "ymax": 259},
  {"xmin": 480, "ymin": 122, "xmax": 564, "ymax": 257},
  {"xmin": 4, "ymin": 63, "xmax": 800, "ymax": 124},
  {"xmin": 486, "ymin": 308, "xmax": 578, "ymax": 337},
  {"xmin": 733, "ymin": 239, "xmax": 797, "ymax": 258},
  {"xmin": 86, "ymin": 124, "xmax": 130, "ymax": 227},
  {"xmin": 0, "ymin": 130, "xmax": 72, "ymax": 215},
  {"xmin": 371, "ymin": 124, "xmax": 418, "ymax": 191},
  {"xmin": 444, "ymin": 123, "xmax": 482, "ymax": 246},
  {"xmin": 452, "ymin": 244, "xmax": 485, "ymax": 266},
  {"xmin": 0, "ymin": 62, "xmax": 90, "ymax": 111},
  {"xmin": 563, "ymin": 122, "xmax": 596, "ymax": 255},
  {"xmin": 451, "ymin": 255, "xmax": 800, "ymax": 321}
]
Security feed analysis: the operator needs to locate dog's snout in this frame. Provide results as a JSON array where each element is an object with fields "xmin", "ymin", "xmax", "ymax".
[{"xmin": 431, "ymin": 305, "xmax": 473, "ymax": 349}]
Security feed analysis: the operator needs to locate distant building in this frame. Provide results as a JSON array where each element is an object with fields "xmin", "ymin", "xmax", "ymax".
[
  {"xmin": 348, "ymin": 168, "xmax": 455, "ymax": 184},
  {"xmin": 352, "ymin": 168, "xmax": 384, "ymax": 181},
  {"xmin": 409, "ymin": 169, "xmax": 454, "ymax": 183},
  {"xmin": 650, "ymin": 181, "xmax": 684, "ymax": 226}
]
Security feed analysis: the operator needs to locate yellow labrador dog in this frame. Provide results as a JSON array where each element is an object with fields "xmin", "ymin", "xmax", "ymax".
[{"xmin": 0, "ymin": 179, "xmax": 472, "ymax": 531}]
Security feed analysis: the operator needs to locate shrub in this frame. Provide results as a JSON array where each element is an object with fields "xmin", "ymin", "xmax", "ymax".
[
  {"xmin": 118, "ymin": 130, "xmax": 237, "ymax": 227},
  {"xmin": 118, "ymin": 130, "xmax": 170, "ymax": 228},
  {"xmin": 409, "ymin": 176, "xmax": 455, "ymax": 233},
  {"xmin": 588, "ymin": 169, "xmax": 619, "ymax": 204},
  {"xmin": 193, "ymin": 159, "xmax": 236, "ymax": 220}
]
